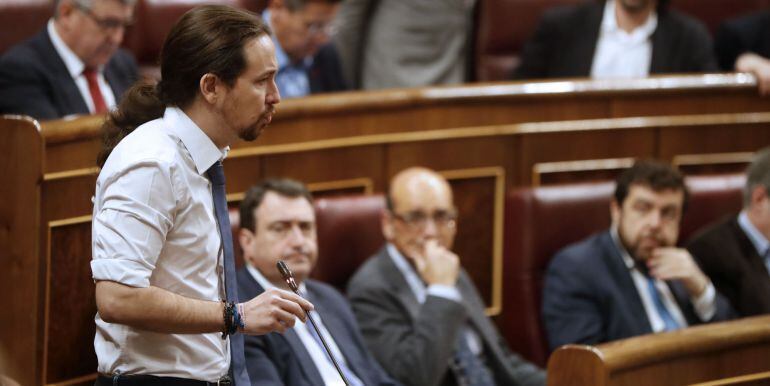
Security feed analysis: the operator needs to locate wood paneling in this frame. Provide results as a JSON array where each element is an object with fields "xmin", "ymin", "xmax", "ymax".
[
  {"xmin": 5, "ymin": 76, "xmax": 770, "ymax": 385},
  {"xmin": 0, "ymin": 115, "xmax": 44, "ymax": 386},
  {"xmin": 546, "ymin": 316, "xmax": 770, "ymax": 386},
  {"xmin": 45, "ymin": 220, "xmax": 95, "ymax": 384}
]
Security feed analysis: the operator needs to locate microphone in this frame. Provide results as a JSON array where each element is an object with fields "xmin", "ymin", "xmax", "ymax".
[{"xmin": 276, "ymin": 261, "xmax": 351, "ymax": 386}]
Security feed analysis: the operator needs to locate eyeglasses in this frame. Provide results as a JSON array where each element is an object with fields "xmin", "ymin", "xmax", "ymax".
[
  {"xmin": 391, "ymin": 210, "xmax": 458, "ymax": 230},
  {"xmin": 303, "ymin": 20, "xmax": 336, "ymax": 37},
  {"xmin": 74, "ymin": 2, "xmax": 134, "ymax": 32}
]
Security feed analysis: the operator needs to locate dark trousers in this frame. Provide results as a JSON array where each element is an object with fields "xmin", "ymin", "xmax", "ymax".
[{"xmin": 96, "ymin": 375, "xmax": 231, "ymax": 386}]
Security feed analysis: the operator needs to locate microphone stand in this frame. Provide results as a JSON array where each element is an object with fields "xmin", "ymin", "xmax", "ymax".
[{"xmin": 277, "ymin": 261, "xmax": 351, "ymax": 386}]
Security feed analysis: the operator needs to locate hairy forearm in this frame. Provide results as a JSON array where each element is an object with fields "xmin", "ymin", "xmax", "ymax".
[{"xmin": 96, "ymin": 280, "xmax": 223, "ymax": 334}]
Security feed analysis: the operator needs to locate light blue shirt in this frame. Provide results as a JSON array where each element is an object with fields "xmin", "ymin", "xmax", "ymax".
[
  {"xmin": 738, "ymin": 210, "xmax": 770, "ymax": 273},
  {"xmin": 263, "ymin": 11, "xmax": 313, "ymax": 98}
]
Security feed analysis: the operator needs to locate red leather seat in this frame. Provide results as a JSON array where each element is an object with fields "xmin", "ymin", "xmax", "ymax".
[
  {"xmin": 229, "ymin": 194, "xmax": 385, "ymax": 291},
  {"xmin": 0, "ymin": 0, "xmax": 51, "ymax": 54},
  {"xmin": 500, "ymin": 173, "xmax": 745, "ymax": 366}
]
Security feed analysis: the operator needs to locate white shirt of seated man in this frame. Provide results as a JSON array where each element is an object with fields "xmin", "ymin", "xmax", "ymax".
[{"xmin": 591, "ymin": 0, "xmax": 658, "ymax": 79}]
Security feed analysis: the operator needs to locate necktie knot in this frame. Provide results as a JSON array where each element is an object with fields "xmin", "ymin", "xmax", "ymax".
[{"xmin": 207, "ymin": 161, "xmax": 226, "ymax": 186}]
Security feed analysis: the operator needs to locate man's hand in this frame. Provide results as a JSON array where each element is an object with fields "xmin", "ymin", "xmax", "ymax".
[
  {"xmin": 240, "ymin": 288, "xmax": 314, "ymax": 335},
  {"xmin": 647, "ymin": 247, "xmax": 709, "ymax": 297},
  {"xmin": 736, "ymin": 52, "xmax": 770, "ymax": 96},
  {"xmin": 412, "ymin": 239, "xmax": 460, "ymax": 286}
]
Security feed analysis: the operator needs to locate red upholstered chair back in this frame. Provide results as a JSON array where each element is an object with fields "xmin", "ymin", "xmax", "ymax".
[
  {"xmin": 0, "ymin": 0, "xmax": 51, "ymax": 54},
  {"xmin": 501, "ymin": 173, "xmax": 745, "ymax": 366},
  {"xmin": 229, "ymin": 194, "xmax": 385, "ymax": 292},
  {"xmin": 503, "ymin": 181, "xmax": 615, "ymax": 366},
  {"xmin": 311, "ymin": 194, "xmax": 386, "ymax": 291}
]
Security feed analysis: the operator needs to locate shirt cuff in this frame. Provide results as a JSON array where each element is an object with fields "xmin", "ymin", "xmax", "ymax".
[
  {"xmin": 691, "ymin": 281, "xmax": 717, "ymax": 321},
  {"xmin": 91, "ymin": 258, "xmax": 152, "ymax": 288},
  {"xmin": 426, "ymin": 284, "xmax": 462, "ymax": 303}
]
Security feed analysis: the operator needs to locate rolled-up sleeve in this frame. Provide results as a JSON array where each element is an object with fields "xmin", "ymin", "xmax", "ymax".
[{"xmin": 92, "ymin": 160, "xmax": 177, "ymax": 288}]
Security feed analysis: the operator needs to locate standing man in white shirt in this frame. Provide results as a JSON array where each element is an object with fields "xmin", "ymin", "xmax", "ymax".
[
  {"xmin": 91, "ymin": 5, "xmax": 313, "ymax": 386},
  {"xmin": 543, "ymin": 160, "xmax": 734, "ymax": 350},
  {"xmin": 513, "ymin": 0, "xmax": 718, "ymax": 79},
  {"xmin": 0, "ymin": 0, "xmax": 139, "ymax": 120}
]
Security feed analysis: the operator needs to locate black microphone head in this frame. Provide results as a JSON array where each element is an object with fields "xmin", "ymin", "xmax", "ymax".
[{"xmin": 276, "ymin": 260, "xmax": 299, "ymax": 292}]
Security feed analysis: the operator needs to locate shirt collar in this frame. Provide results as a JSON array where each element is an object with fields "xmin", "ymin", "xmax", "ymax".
[
  {"xmin": 738, "ymin": 210, "xmax": 770, "ymax": 257},
  {"xmin": 601, "ymin": 0, "xmax": 658, "ymax": 40},
  {"xmin": 162, "ymin": 107, "xmax": 227, "ymax": 176},
  {"xmin": 386, "ymin": 243, "xmax": 428, "ymax": 302},
  {"xmin": 610, "ymin": 225, "xmax": 637, "ymax": 270},
  {"xmin": 262, "ymin": 10, "xmax": 314, "ymax": 71},
  {"xmin": 246, "ymin": 262, "xmax": 308, "ymax": 295},
  {"xmin": 47, "ymin": 19, "xmax": 89, "ymax": 78}
]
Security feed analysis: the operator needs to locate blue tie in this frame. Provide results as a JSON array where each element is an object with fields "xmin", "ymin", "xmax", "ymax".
[
  {"xmin": 646, "ymin": 277, "xmax": 680, "ymax": 332},
  {"xmin": 305, "ymin": 312, "xmax": 365, "ymax": 386},
  {"xmin": 451, "ymin": 328, "xmax": 496, "ymax": 386},
  {"xmin": 207, "ymin": 161, "xmax": 250, "ymax": 386}
]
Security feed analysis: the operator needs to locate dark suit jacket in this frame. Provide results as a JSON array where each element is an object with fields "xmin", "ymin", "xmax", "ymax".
[
  {"xmin": 308, "ymin": 43, "xmax": 348, "ymax": 94},
  {"xmin": 513, "ymin": 1, "xmax": 718, "ymax": 79},
  {"xmin": 543, "ymin": 231, "xmax": 734, "ymax": 351},
  {"xmin": 0, "ymin": 28, "xmax": 137, "ymax": 120},
  {"xmin": 347, "ymin": 246, "xmax": 545, "ymax": 386},
  {"xmin": 714, "ymin": 10, "xmax": 770, "ymax": 71},
  {"xmin": 687, "ymin": 216, "xmax": 770, "ymax": 316},
  {"xmin": 236, "ymin": 268, "xmax": 398, "ymax": 386}
]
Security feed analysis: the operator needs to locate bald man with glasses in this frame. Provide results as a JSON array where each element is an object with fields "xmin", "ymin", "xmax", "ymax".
[
  {"xmin": 0, "ymin": 0, "xmax": 138, "ymax": 120},
  {"xmin": 347, "ymin": 167, "xmax": 545, "ymax": 386}
]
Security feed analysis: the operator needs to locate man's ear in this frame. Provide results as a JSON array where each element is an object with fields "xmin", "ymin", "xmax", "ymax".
[
  {"xmin": 199, "ymin": 73, "xmax": 221, "ymax": 105},
  {"xmin": 381, "ymin": 210, "xmax": 394, "ymax": 241},
  {"xmin": 751, "ymin": 185, "xmax": 769, "ymax": 207},
  {"xmin": 238, "ymin": 228, "xmax": 254, "ymax": 253},
  {"xmin": 610, "ymin": 199, "xmax": 621, "ymax": 226}
]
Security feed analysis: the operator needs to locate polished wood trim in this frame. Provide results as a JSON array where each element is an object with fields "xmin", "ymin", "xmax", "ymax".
[
  {"xmin": 689, "ymin": 371, "xmax": 770, "ymax": 386},
  {"xmin": 225, "ymin": 178, "xmax": 374, "ymax": 204},
  {"xmin": 39, "ymin": 74, "xmax": 760, "ymax": 145},
  {"xmin": 440, "ymin": 167, "xmax": 505, "ymax": 317},
  {"xmin": 44, "ymin": 216, "xmax": 92, "ymax": 385},
  {"xmin": 307, "ymin": 178, "xmax": 374, "ymax": 195},
  {"xmin": 45, "ymin": 373, "xmax": 97, "ymax": 386},
  {"xmin": 37, "ymin": 111, "xmax": 770, "ymax": 184},
  {"xmin": 532, "ymin": 158, "xmax": 635, "ymax": 186},
  {"xmin": 672, "ymin": 152, "xmax": 755, "ymax": 168},
  {"xmin": 44, "ymin": 167, "xmax": 100, "ymax": 182},
  {"xmin": 547, "ymin": 315, "xmax": 770, "ymax": 386}
]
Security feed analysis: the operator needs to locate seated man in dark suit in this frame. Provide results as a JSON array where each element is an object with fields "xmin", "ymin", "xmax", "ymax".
[
  {"xmin": 543, "ymin": 160, "xmax": 734, "ymax": 350},
  {"xmin": 0, "ymin": 0, "xmax": 138, "ymax": 120},
  {"xmin": 714, "ymin": 10, "xmax": 770, "ymax": 95},
  {"xmin": 262, "ymin": 0, "xmax": 346, "ymax": 98},
  {"xmin": 236, "ymin": 178, "xmax": 399, "ymax": 386},
  {"xmin": 514, "ymin": 0, "xmax": 717, "ymax": 80},
  {"xmin": 347, "ymin": 167, "xmax": 545, "ymax": 386},
  {"xmin": 688, "ymin": 147, "xmax": 770, "ymax": 316}
]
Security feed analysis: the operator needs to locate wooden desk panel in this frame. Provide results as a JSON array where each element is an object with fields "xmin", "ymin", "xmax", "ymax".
[{"xmin": 546, "ymin": 316, "xmax": 770, "ymax": 386}]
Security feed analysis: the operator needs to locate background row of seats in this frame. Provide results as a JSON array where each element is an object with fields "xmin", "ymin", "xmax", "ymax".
[{"xmin": 3, "ymin": 0, "xmax": 769, "ymax": 82}]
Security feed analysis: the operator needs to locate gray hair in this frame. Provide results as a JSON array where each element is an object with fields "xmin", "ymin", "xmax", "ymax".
[
  {"xmin": 744, "ymin": 146, "xmax": 770, "ymax": 207},
  {"xmin": 284, "ymin": 0, "xmax": 342, "ymax": 11},
  {"xmin": 55, "ymin": 0, "xmax": 137, "ymax": 17}
]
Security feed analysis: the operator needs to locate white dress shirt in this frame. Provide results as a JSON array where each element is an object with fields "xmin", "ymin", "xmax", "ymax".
[
  {"xmin": 91, "ymin": 107, "xmax": 230, "ymax": 381},
  {"xmin": 590, "ymin": 0, "xmax": 657, "ymax": 79},
  {"xmin": 610, "ymin": 227, "xmax": 716, "ymax": 332},
  {"xmin": 245, "ymin": 264, "xmax": 361, "ymax": 386},
  {"xmin": 738, "ymin": 210, "xmax": 770, "ymax": 274},
  {"xmin": 47, "ymin": 19, "xmax": 117, "ymax": 114}
]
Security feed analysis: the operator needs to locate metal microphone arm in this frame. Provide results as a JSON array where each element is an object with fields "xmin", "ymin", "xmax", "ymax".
[{"xmin": 276, "ymin": 261, "xmax": 351, "ymax": 386}]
